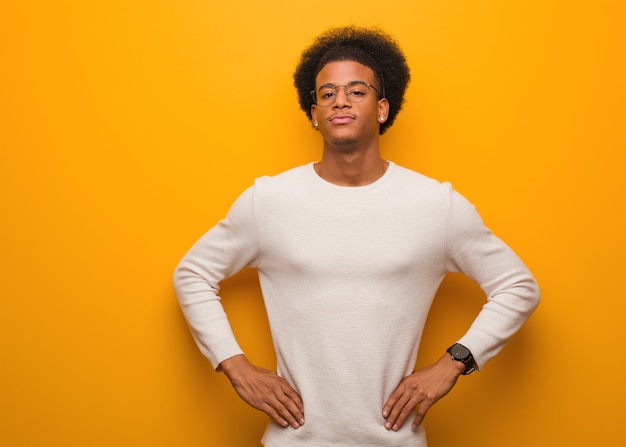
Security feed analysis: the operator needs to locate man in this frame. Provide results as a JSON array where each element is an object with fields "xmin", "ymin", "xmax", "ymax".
[{"xmin": 174, "ymin": 26, "xmax": 540, "ymax": 446}]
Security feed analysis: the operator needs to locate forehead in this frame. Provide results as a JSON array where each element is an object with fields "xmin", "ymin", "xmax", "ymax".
[{"xmin": 315, "ymin": 60, "xmax": 376, "ymax": 86}]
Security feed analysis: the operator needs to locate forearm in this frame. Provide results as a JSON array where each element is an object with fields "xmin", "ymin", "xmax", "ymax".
[
  {"xmin": 458, "ymin": 268, "xmax": 539, "ymax": 368},
  {"xmin": 174, "ymin": 188, "xmax": 260, "ymax": 368},
  {"xmin": 174, "ymin": 257, "xmax": 245, "ymax": 368},
  {"xmin": 445, "ymin": 189, "xmax": 540, "ymax": 368},
  {"xmin": 219, "ymin": 353, "xmax": 250, "ymax": 376}
]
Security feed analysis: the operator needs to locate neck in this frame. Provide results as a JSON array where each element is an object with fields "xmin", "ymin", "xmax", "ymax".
[{"xmin": 315, "ymin": 145, "xmax": 388, "ymax": 186}]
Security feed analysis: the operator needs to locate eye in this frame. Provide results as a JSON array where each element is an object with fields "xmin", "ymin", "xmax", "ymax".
[
  {"xmin": 318, "ymin": 87, "xmax": 336, "ymax": 99},
  {"xmin": 347, "ymin": 83, "xmax": 367, "ymax": 97}
]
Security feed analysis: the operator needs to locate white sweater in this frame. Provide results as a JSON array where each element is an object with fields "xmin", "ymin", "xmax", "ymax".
[{"xmin": 174, "ymin": 162, "xmax": 539, "ymax": 447}]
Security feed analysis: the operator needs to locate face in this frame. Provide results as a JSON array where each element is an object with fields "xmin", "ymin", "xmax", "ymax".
[{"xmin": 311, "ymin": 61, "xmax": 388, "ymax": 149}]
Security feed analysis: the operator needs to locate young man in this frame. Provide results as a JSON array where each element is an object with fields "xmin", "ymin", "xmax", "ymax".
[{"xmin": 174, "ymin": 26, "xmax": 540, "ymax": 446}]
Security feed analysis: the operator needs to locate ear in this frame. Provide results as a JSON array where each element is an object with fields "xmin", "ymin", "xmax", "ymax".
[
  {"xmin": 377, "ymin": 98, "xmax": 390, "ymax": 122},
  {"xmin": 311, "ymin": 104, "xmax": 320, "ymax": 130}
]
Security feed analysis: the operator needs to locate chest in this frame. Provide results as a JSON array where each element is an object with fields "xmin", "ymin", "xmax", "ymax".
[{"xmin": 256, "ymin": 193, "xmax": 448, "ymax": 278}]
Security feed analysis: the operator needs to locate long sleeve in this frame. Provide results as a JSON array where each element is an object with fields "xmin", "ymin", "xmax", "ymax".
[
  {"xmin": 173, "ymin": 186, "xmax": 260, "ymax": 369},
  {"xmin": 444, "ymin": 188, "xmax": 540, "ymax": 369}
]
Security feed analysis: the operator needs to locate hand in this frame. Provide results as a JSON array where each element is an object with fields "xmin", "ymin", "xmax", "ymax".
[
  {"xmin": 382, "ymin": 354, "xmax": 465, "ymax": 431},
  {"xmin": 220, "ymin": 354, "xmax": 305, "ymax": 429}
]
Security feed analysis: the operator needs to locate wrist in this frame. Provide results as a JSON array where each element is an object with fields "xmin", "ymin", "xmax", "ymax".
[
  {"xmin": 446, "ymin": 343, "xmax": 477, "ymax": 375},
  {"xmin": 441, "ymin": 353, "xmax": 466, "ymax": 376},
  {"xmin": 219, "ymin": 354, "xmax": 248, "ymax": 379}
]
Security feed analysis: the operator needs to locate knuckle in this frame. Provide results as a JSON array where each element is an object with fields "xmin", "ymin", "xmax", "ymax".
[
  {"xmin": 400, "ymin": 406, "xmax": 414, "ymax": 416},
  {"xmin": 285, "ymin": 388, "xmax": 297, "ymax": 397},
  {"xmin": 263, "ymin": 403, "xmax": 276, "ymax": 416},
  {"xmin": 407, "ymin": 381, "xmax": 420, "ymax": 392}
]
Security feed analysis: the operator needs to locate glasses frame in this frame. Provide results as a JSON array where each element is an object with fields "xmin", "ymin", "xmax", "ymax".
[{"xmin": 310, "ymin": 81, "xmax": 383, "ymax": 107}]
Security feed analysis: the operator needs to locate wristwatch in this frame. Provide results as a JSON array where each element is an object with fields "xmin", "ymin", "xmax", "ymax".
[{"xmin": 446, "ymin": 343, "xmax": 477, "ymax": 375}]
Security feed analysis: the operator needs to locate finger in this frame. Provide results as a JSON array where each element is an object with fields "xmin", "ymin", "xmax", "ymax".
[
  {"xmin": 275, "ymin": 387, "xmax": 305, "ymax": 428},
  {"xmin": 281, "ymin": 384, "xmax": 305, "ymax": 414},
  {"xmin": 389, "ymin": 397, "xmax": 420, "ymax": 431},
  {"xmin": 384, "ymin": 392, "xmax": 415, "ymax": 431},
  {"xmin": 412, "ymin": 401, "xmax": 429, "ymax": 429},
  {"xmin": 262, "ymin": 401, "xmax": 291, "ymax": 428},
  {"xmin": 264, "ymin": 383, "xmax": 304, "ymax": 428},
  {"xmin": 382, "ymin": 386, "xmax": 404, "ymax": 418}
]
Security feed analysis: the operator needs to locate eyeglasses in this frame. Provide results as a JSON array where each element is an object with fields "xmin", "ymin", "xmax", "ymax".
[{"xmin": 310, "ymin": 80, "xmax": 382, "ymax": 107}]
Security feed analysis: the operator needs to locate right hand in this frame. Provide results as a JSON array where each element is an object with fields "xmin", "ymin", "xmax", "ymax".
[{"xmin": 220, "ymin": 354, "xmax": 305, "ymax": 429}]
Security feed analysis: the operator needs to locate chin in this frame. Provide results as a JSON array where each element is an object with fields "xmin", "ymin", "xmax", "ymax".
[{"xmin": 330, "ymin": 137, "xmax": 358, "ymax": 148}]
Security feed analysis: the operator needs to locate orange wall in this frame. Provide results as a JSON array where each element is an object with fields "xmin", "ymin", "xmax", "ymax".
[{"xmin": 1, "ymin": 1, "xmax": 624, "ymax": 446}]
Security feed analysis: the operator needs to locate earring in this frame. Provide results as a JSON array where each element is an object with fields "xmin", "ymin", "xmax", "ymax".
[
  {"xmin": 314, "ymin": 121, "xmax": 318, "ymax": 127},
  {"xmin": 379, "ymin": 116, "xmax": 385, "ymax": 122}
]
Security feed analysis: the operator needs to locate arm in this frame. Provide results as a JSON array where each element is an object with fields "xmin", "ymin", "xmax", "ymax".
[
  {"xmin": 173, "ymin": 187, "xmax": 260, "ymax": 367},
  {"xmin": 173, "ymin": 188, "xmax": 304, "ymax": 427},
  {"xmin": 444, "ymin": 188, "xmax": 541, "ymax": 368},
  {"xmin": 383, "ymin": 186, "xmax": 540, "ymax": 430}
]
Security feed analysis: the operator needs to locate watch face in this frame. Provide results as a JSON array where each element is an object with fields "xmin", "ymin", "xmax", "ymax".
[{"xmin": 451, "ymin": 344, "xmax": 470, "ymax": 359}]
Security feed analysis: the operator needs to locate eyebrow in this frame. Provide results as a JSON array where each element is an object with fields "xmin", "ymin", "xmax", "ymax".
[{"xmin": 317, "ymin": 80, "xmax": 369, "ymax": 89}]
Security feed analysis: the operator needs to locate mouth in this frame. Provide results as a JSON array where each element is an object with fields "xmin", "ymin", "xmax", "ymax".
[{"xmin": 328, "ymin": 114, "xmax": 356, "ymax": 124}]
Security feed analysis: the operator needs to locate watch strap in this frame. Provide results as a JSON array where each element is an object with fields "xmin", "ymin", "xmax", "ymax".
[{"xmin": 446, "ymin": 343, "xmax": 476, "ymax": 375}]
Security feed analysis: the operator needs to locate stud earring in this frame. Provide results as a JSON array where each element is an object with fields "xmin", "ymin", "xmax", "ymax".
[
  {"xmin": 379, "ymin": 116, "xmax": 385, "ymax": 122},
  {"xmin": 314, "ymin": 121, "xmax": 318, "ymax": 127}
]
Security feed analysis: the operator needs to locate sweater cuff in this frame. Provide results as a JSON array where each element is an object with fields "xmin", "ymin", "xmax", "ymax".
[{"xmin": 195, "ymin": 334, "xmax": 244, "ymax": 371}]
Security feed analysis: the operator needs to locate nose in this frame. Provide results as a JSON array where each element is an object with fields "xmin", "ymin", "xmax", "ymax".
[{"xmin": 333, "ymin": 86, "xmax": 351, "ymax": 107}]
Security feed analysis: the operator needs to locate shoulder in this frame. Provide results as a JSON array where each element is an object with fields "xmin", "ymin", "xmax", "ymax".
[
  {"xmin": 388, "ymin": 164, "xmax": 484, "ymax": 222},
  {"xmin": 250, "ymin": 164, "xmax": 315, "ymax": 203},
  {"xmin": 253, "ymin": 164, "xmax": 312, "ymax": 190},
  {"xmin": 389, "ymin": 163, "xmax": 454, "ymax": 197}
]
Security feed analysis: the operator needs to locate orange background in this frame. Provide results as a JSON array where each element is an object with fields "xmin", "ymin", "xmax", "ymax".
[{"xmin": 1, "ymin": 1, "xmax": 624, "ymax": 446}]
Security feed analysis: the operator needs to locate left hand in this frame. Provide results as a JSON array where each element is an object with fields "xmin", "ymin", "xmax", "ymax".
[{"xmin": 382, "ymin": 353, "xmax": 466, "ymax": 431}]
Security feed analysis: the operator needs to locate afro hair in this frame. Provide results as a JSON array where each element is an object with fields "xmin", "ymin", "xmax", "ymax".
[{"xmin": 293, "ymin": 26, "xmax": 410, "ymax": 135}]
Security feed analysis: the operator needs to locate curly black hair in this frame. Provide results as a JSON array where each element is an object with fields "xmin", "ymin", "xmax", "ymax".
[{"xmin": 293, "ymin": 26, "xmax": 410, "ymax": 135}]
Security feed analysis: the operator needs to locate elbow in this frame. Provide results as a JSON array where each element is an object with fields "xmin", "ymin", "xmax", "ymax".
[
  {"xmin": 533, "ymin": 281, "xmax": 541, "ymax": 310},
  {"xmin": 525, "ymin": 275, "xmax": 541, "ymax": 315},
  {"xmin": 172, "ymin": 261, "xmax": 184, "ymax": 292},
  {"xmin": 172, "ymin": 260, "xmax": 194, "ymax": 300}
]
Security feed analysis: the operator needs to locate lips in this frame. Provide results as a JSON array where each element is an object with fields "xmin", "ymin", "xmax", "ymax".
[{"xmin": 328, "ymin": 114, "xmax": 356, "ymax": 124}]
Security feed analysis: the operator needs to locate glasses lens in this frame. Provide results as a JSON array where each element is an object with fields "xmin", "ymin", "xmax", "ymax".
[
  {"xmin": 345, "ymin": 81, "xmax": 369, "ymax": 103},
  {"xmin": 314, "ymin": 81, "xmax": 370, "ymax": 106},
  {"xmin": 317, "ymin": 86, "xmax": 336, "ymax": 106}
]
